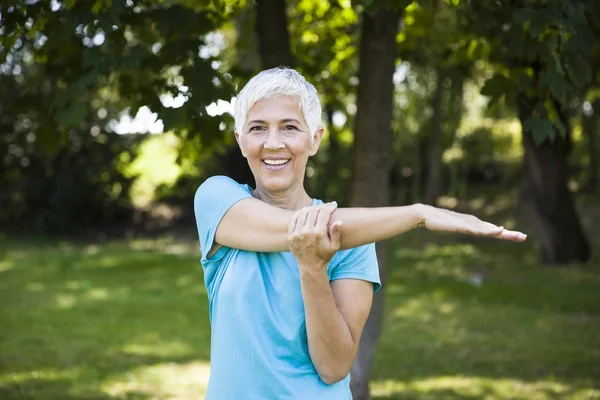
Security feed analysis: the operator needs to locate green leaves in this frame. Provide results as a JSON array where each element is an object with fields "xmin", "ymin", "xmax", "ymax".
[
  {"xmin": 522, "ymin": 115, "xmax": 555, "ymax": 145},
  {"xmin": 352, "ymin": 0, "xmax": 411, "ymax": 14},
  {"xmin": 458, "ymin": 0, "xmax": 599, "ymax": 146},
  {"xmin": 564, "ymin": 53, "xmax": 592, "ymax": 89},
  {"xmin": 481, "ymin": 74, "xmax": 514, "ymax": 109},
  {"xmin": 522, "ymin": 98, "xmax": 567, "ymax": 146},
  {"xmin": 54, "ymin": 101, "xmax": 87, "ymax": 127},
  {"xmin": 0, "ymin": 0, "xmax": 237, "ymax": 148}
]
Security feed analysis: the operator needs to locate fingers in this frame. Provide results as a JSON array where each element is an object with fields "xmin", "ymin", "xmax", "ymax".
[
  {"xmin": 305, "ymin": 206, "xmax": 321, "ymax": 229},
  {"xmin": 289, "ymin": 203, "xmax": 337, "ymax": 235},
  {"xmin": 288, "ymin": 206, "xmax": 315, "ymax": 236},
  {"xmin": 469, "ymin": 216, "xmax": 527, "ymax": 241},
  {"xmin": 288, "ymin": 208, "xmax": 303, "ymax": 237},
  {"xmin": 296, "ymin": 207, "xmax": 310, "ymax": 231},
  {"xmin": 316, "ymin": 201, "xmax": 337, "ymax": 231},
  {"xmin": 295, "ymin": 206, "xmax": 320, "ymax": 234},
  {"xmin": 430, "ymin": 208, "xmax": 527, "ymax": 243},
  {"xmin": 454, "ymin": 214, "xmax": 499, "ymax": 236},
  {"xmin": 458, "ymin": 213, "xmax": 527, "ymax": 242},
  {"xmin": 469, "ymin": 219, "xmax": 527, "ymax": 242},
  {"xmin": 329, "ymin": 220, "xmax": 343, "ymax": 251},
  {"xmin": 497, "ymin": 229, "xmax": 527, "ymax": 242},
  {"xmin": 483, "ymin": 225, "xmax": 504, "ymax": 236}
]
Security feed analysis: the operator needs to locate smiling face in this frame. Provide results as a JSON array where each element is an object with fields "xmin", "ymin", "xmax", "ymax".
[{"xmin": 236, "ymin": 95, "xmax": 323, "ymax": 196}]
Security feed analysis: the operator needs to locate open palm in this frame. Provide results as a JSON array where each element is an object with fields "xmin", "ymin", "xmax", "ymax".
[{"xmin": 423, "ymin": 207, "xmax": 527, "ymax": 242}]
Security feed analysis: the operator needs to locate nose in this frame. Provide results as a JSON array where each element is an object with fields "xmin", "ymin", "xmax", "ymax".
[{"xmin": 264, "ymin": 127, "xmax": 284, "ymax": 149}]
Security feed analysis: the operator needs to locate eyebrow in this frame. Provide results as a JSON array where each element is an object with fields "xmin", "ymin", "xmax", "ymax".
[{"xmin": 247, "ymin": 119, "xmax": 302, "ymax": 125}]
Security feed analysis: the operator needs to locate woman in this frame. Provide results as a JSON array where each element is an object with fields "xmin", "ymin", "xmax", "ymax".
[{"xmin": 194, "ymin": 67, "xmax": 526, "ymax": 399}]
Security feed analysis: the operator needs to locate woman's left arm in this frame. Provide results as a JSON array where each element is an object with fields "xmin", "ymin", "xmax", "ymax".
[
  {"xmin": 289, "ymin": 205, "xmax": 374, "ymax": 384},
  {"xmin": 300, "ymin": 271, "xmax": 373, "ymax": 384}
]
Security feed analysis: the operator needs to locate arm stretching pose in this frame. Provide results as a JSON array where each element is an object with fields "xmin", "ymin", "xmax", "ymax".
[
  {"xmin": 196, "ymin": 67, "xmax": 528, "ymax": 398},
  {"xmin": 212, "ymin": 193, "xmax": 526, "ymax": 256},
  {"xmin": 208, "ymin": 193, "xmax": 526, "ymax": 383}
]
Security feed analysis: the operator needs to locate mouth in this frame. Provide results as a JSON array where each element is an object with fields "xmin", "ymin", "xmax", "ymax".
[
  {"xmin": 262, "ymin": 158, "xmax": 291, "ymax": 166},
  {"xmin": 262, "ymin": 158, "xmax": 291, "ymax": 170}
]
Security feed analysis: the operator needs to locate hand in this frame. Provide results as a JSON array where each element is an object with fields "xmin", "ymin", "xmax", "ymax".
[
  {"xmin": 288, "ymin": 202, "xmax": 343, "ymax": 269},
  {"xmin": 419, "ymin": 204, "xmax": 527, "ymax": 242}
]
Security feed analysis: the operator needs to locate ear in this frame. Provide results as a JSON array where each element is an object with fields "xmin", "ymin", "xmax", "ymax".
[
  {"xmin": 308, "ymin": 126, "xmax": 325, "ymax": 157},
  {"xmin": 234, "ymin": 131, "xmax": 247, "ymax": 158}
]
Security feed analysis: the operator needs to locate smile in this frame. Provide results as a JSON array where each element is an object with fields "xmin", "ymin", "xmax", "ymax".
[{"xmin": 263, "ymin": 159, "xmax": 290, "ymax": 166}]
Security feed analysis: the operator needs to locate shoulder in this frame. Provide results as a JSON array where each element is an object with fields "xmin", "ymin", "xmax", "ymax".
[
  {"xmin": 195, "ymin": 175, "xmax": 240, "ymax": 195},
  {"xmin": 194, "ymin": 175, "xmax": 250, "ymax": 202}
]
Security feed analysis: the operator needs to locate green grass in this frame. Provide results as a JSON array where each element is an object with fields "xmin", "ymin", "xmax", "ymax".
[
  {"xmin": 0, "ymin": 239, "xmax": 209, "ymax": 399},
  {"xmin": 0, "ymin": 231, "xmax": 599, "ymax": 399}
]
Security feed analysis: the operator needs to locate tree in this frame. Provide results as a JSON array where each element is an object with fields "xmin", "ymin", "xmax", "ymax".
[
  {"xmin": 399, "ymin": 1, "xmax": 464, "ymax": 205},
  {"xmin": 0, "ymin": 0, "xmax": 237, "ymax": 231},
  {"xmin": 287, "ymin": 0, "xmax": 361, "ymax": 203},
  {"xmin": 518, "ymin": 94, "xmax": 590, "ymax": 263},
  {"xmin": 582, "ymin": 98, "xmax": 599, "ymax": 192},
  {"xmin": 459, "ymin": 0, "xmax": 598, "ymax": 264},
  {"xmin": 580, "ymin": 50, "xmax": 600, "ymax": 193},
  {"xmin": 348, "ymin": 5, "xmax": 404, "ymax": 399},
  {"xmin": 390, "ymin": 1, "xmax": 474, "ymax": 205},
  {"xmin": 256, "ymin": 0, "xmax": 295, "ymax": 68},
  {"xmin": 247, "ymin": 2, "xmax": 407, "ymax": 397},
  {"xmin": 217, "ymin": 0, "xmax": 298, "ymax": 189}
]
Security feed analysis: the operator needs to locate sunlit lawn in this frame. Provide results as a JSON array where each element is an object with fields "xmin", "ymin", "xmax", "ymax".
[{"xmin": 1, "ymin": 225, "xmax": 599, "ymax": 399}]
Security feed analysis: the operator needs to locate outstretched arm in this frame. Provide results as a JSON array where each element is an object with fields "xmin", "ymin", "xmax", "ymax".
[{"xmin": 214, "ymin": 197, "xmax": 526, "ymax": 254}]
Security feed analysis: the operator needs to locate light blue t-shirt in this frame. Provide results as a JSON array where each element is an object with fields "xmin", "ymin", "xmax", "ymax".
[{"xmin": 194, "ymin": 176, "xmax": 381, "ymax": 400}]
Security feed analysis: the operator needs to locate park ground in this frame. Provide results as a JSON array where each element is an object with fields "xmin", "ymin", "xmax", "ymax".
[{"xmin": 1, "ymin": 194, "xmax": 599, "ymax": 400}]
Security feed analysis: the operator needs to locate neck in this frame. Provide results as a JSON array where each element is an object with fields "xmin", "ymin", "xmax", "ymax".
[{"xmin": 252, "ymin": 183, "xmax": 313, "ymax": 211}]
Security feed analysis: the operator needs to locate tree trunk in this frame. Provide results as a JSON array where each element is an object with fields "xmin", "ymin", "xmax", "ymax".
[
  {"xmin": 517, "ymin": 94, "xmax": 591, "ymax": 264},
  {"xmin": 324, "ymin": 105, "xmax": 345, "ymax": 201},
  {"xmin": 423, "ymin": 69, "xmax": 446, "ymax": 205},
  {"xmin": 583, "ymin": 99, "xmax": 599, "ymax": 192},
  {"xmin": 349, "ymin": 9, "xmax": 401, "ymax": 400},
  {"xmin": 255, "ymin": 0, "xmax": 294, "ymax": 69},
  {"xmin": 226, "ymin": 0, "xmax": 295, "ymax": 187}
]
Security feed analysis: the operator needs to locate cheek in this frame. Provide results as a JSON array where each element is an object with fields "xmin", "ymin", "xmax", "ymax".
[
  {"xmin": 240, "ymin": 138, "xmax": 260, "ymax": 157},
  {"xmin": 289, "ymin": 137, "xmax": 313, "ymax": 154}
]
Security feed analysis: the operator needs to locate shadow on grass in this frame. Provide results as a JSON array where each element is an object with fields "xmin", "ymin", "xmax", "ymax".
[
  {"xmin": 0, "ymin": 239, "xmax": 210, "ymax": 399},
  {"xmin": 1, "ymin": 230, "xmax": 599, "ymax": 400},
  {"xmin": 370, "ymin": 232, "xmax": 600, "ymax": 398},
  {"xmin": 372, "ymin": 385, "xmax": 593, "ymax": 400},
  {"xmin": 0, "ymin": 380, "xmax": 152, "ymax": 400}
]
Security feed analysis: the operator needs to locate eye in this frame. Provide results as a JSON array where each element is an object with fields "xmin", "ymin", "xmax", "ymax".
[
  {"xmin": 248, "ymin": 125, "xmax": 265, "ymax": 132},
  {"xmin": 282, "ymin": 125, "xmax": 298, "ymax": 131}
]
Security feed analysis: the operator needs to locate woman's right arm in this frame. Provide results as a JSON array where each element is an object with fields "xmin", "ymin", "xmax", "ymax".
[{"xmin": 213, "ymin": 198, "xmax": 527, "ymax": 254}]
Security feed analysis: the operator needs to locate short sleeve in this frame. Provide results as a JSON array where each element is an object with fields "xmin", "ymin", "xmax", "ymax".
[
  {"xmin": 328, "ymin": 243, "xmax": 381, "ymax": 293},
  {"xmin": 194, "ymin": 175, "xmax": 253, "ymax": 262}
]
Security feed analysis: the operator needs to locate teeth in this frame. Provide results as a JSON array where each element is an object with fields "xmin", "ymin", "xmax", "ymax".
[{"xmin": 264, "ymin": 159, "xmax": 289, "ymax": 165}]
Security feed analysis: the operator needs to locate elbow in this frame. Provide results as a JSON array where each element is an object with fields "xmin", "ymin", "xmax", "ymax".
[
  {"xmin": 314, "ymin": 343, "xmax": 356, "ymax": 385},
  {"xmin": 318, "ymin": 365, "xmax": 351, "ymax": 385},
  {"xmin": 320, "ymin": 372, "xmax": 348, "ymax": 385}
]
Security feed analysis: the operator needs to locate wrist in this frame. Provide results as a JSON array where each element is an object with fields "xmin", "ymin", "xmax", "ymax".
[
  {"xmin": 411, "ymin": 203, "xmax": 428, "ymax": 229},
  {"xmin": 298, "ymin": 263, "xmax": 329, "ymax": 281}
]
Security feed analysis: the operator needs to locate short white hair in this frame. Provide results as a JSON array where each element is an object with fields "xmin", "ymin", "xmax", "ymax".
[{"xmin": 234, "ymin": 67, "xmax": 323, "ymax": 138}]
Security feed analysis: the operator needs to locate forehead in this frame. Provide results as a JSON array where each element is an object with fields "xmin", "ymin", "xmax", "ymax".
[{"xmin": 246, "ymin": 95, "xmax": 306, "ymax": 124}]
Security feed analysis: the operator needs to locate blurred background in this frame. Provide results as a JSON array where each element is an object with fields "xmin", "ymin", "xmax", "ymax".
[{"xmin": 1, "ymin": 0, "xmax": 599, "ymax": 399}]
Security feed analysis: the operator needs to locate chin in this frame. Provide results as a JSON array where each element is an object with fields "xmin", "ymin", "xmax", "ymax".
[
  {"xmin": 257, "ymin": 175, "xmax": 296, "ymax": 192},
  {"xmin": 262, "ymin": 179, "xmax": 292, "ymax": 192}
]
